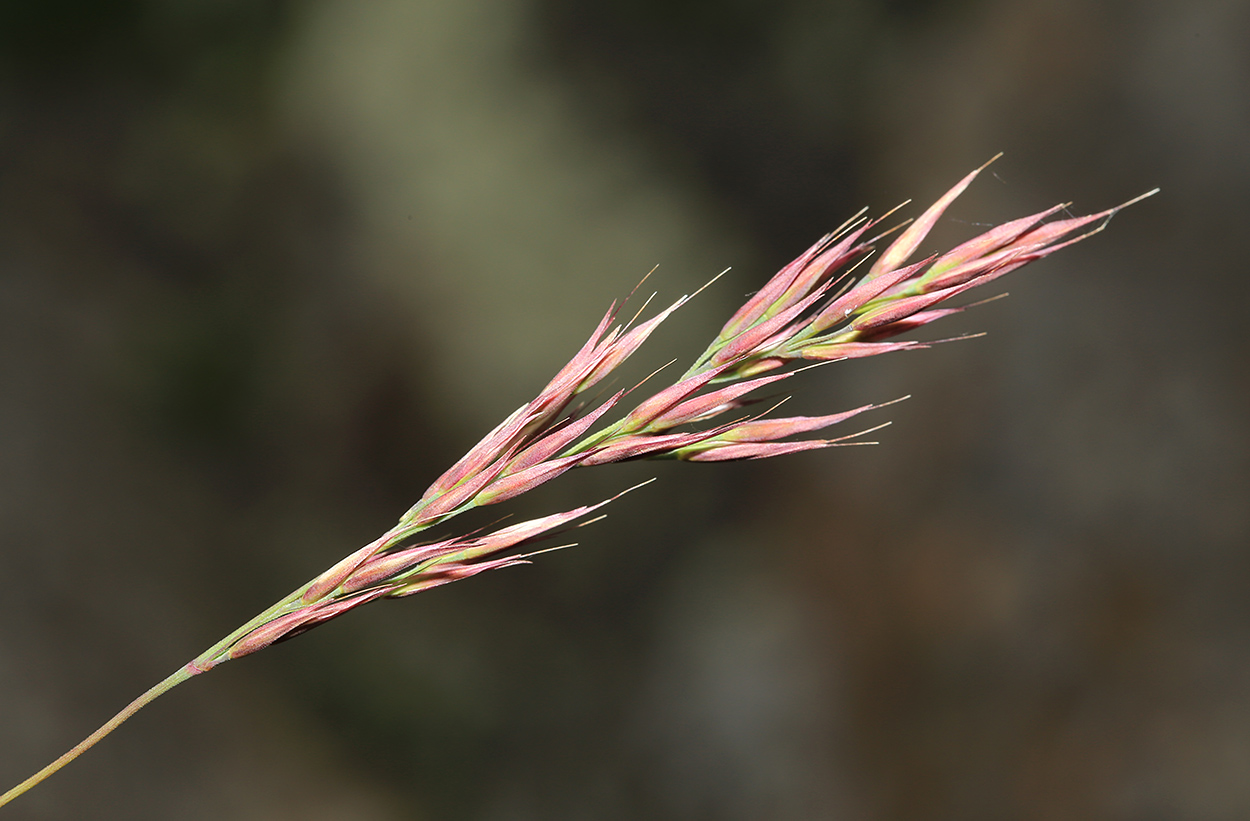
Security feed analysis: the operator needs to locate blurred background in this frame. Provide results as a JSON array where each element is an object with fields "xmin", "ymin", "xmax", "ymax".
[{"xmin": 1, "ymin": 0, "xmax": 1246, "ymax": 818}]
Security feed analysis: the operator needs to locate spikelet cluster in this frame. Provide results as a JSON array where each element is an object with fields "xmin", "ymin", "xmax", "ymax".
[{"xmin": 202, "ymin": 159, "xmax": 1153, "ymax": 666}]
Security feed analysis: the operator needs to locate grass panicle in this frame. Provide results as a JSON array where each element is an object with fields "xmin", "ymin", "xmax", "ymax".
[{"xmin": 0, "ymin": 162, "xmax": 1156, "ymax": 810}]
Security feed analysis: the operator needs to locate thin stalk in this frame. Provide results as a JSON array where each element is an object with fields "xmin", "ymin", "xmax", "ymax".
[
  {"xmin": 0, "ymin": 526, "xmax": 446, "ymax": 808},
  {"xmin": 0, "ymin": 666, "xmax": 191, "ymax": 808},
  {"xmin": 0, "ymin": 583, "xmax": 313, "ymax": 809}
]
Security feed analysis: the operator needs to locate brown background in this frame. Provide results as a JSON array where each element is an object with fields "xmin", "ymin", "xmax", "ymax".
[{"xmin": 1, "ymin": 1, "xmax": 1247, "ymax": 818}]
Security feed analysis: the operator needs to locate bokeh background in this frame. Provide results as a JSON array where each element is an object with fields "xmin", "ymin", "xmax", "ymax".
[{"xmin": 1, "ymin": 1, "xmax": 1247, "ymax": 819}]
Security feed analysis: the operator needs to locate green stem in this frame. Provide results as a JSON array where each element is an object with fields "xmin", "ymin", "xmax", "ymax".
[
  {"xmin": 0, "ymin": 664, "xmax": 192, "ymax": 808},
  {"xmin": 0, "ymin": 581, "xmax": 316, "ymax": 810}
]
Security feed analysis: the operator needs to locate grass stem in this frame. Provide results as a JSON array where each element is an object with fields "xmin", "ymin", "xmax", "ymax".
[{"xmin": 0, "ymin": 665, "xmax": 194, "ymax": 808}]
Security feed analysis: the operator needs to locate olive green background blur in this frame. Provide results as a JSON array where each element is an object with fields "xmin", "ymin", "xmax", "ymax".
[{"xmin": 1, "ymin": 1, "xmax": 1246, "ymax": 819}]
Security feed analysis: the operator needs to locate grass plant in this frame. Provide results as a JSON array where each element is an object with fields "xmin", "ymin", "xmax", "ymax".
[{"xmin": 0, "ymin": 159, "xmax": 1155, "ymax": 809}]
